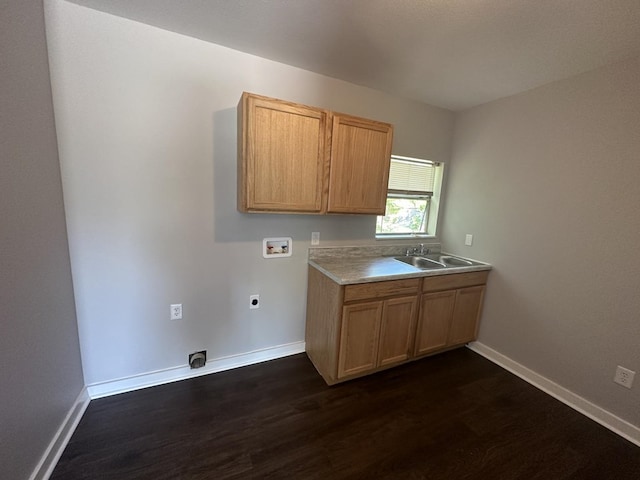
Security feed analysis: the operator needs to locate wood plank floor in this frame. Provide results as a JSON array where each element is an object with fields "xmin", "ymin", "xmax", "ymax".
[{"xmin": 52, "ymin": 349, "xmax": 640, "ymax": 479}]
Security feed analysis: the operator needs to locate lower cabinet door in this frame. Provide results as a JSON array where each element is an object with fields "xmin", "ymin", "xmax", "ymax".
[
  {"xmin": 338, "ymin": 301, "xmax": 383, "ymax": 378},
  {"xmin": 414, "ymin": 290, "xmax": 456, "ymax": 356},
  {"xmin": 378, "ymin": 296, "xmax": 418, "ymax": 367},
  {"xmin": 448, "ymin": 285, "xmax": 485, "ymax": 345}
]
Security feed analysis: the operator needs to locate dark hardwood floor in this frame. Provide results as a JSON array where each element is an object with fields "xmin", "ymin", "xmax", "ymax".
[{"xmin": 52, "ymin": 349, "xmax": 640, "ymax": 479}]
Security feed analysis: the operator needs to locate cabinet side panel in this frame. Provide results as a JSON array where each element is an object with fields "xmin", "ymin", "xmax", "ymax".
[
  {"xmin": 237, "ymin": 92, "xmax": 249, "ymax": 212},
  {"xmin": 305, "ymin": 266, "xmax": 343, "ymax": 383}
]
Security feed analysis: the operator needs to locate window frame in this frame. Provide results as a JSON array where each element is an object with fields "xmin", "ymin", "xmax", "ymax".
[{"xmin": 375, "ymin": 156, "xmax": 444, "ymax": 239}]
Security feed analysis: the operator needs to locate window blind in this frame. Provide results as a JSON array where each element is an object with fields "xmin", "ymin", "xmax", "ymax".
[{"xmin": 387, "ymin": 156, "xmax": 438, "ymax": 197}]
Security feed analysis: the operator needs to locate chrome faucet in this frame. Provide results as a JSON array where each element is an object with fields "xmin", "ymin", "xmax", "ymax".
[
  {"xmin": 415, "ymin": 244, "xmax": 430, "ymax": 255},
  {"xmin": 406, "ymin": 244, "xmax": 430, "ymax": 256}
]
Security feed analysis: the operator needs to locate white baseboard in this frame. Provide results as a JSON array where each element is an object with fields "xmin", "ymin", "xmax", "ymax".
[
  {"xmin": 30, "ymin": 387, "xmax": 90, "ymax": 480},
  {"xmin": 467, "ymin": 342, "xmax": 640, "ymax": 447},
  {"xmin": 87, "ymin": 341, "xmax": 306, "ymax": 399}
]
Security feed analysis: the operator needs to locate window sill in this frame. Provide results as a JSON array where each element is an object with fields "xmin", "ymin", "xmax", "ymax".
[{"xmin": 375, "ymin": 234, "xmax": 436, "ymax": 241}]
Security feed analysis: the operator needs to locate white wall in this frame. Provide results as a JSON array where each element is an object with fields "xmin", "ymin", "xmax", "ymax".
[
  {"xmin": 0, "ymin": 1, "xmax": 85, "ymax": 478},
  {"xmin": 45, "ymin": 0, "xmax": 454, "ymax": 386},
  {"xmin": 443, "ymin": 56, "xmax": 640, "ymax": 427}
]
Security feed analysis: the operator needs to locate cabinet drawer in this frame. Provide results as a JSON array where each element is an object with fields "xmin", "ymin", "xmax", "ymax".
[
  {"xmin": 344, "ymin": 278, "xmax": 420, "ymax": 303},
  {"xmin": 422, "ymin": 271, "xmax": 488, "ymax": 293}
]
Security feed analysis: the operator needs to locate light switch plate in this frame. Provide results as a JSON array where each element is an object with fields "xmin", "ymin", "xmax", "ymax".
[{"xmin": 465, "ymin": 234, "xmax": 473, "ymax": 246}]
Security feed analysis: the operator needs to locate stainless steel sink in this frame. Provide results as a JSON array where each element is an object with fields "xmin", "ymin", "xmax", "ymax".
[
  {"xmin": 394, "ymin": 256, "xmax": 446, "ymax": 269},
  {"xmin": 394, "ymin": 254, "xmax": 479, "ymax": 270},
  {"xmin": 438, "ymin": 255, "xmax": 474, "ymax": 267}
]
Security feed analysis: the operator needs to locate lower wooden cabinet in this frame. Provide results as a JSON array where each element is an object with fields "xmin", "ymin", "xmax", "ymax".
[
  {"xmin": 305, "ymin": 266, "xmax": 488, "ymax": 385},
  {"xmin": 414, "ymin": 290, "xmax": 456, "ymax": 356},
  {"xmin": 414, "ymin": 283, "xmax": 486, "ymax": 357},
  {"xmin": 338, "ymin": 296, "xmax": 418, "ymax": 378},
  {"xmin": 448, "ymin": 285, "xmax": 486, "ymax": 346},
  {"xmin": 378, "ymin": 297, "xmax": 418, "ymax": 367},
  {"xmin": 338, "ymin": 301, "xmax": 383, "ymax": 378}
]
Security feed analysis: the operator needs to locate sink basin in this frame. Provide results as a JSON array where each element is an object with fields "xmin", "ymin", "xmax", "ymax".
[
  {"xmin": 394, "ymin": 256, "xmax": 446, "ymax": 269},
  {"xmin": 438, "ymin": 255, "xmax": 474, "ymax": 267},
  {"xmin": 394, "ymin": 254, "xmax": 480, "ymax": 270}
]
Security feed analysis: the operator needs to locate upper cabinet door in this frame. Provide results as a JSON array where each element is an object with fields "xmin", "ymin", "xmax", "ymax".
[
  {"xmin": 238, "ymin": 93, "xmax": 329, "ymax": 213},
  {"xmin": 327, "ymin": 113, "xmax": 393, "ymax": 214}
]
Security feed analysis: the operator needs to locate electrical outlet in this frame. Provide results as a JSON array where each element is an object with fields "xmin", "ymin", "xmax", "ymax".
[
  {"xmin": 249, "ymin": 294, "xmax": 260, "ymax": 309},
  {"xmin": 311, "ymin": 232, "xmax": 320, "ymax": 245},
  {"xmin": 170, "ymin": 303, "xmax": 182, "ymax": 320},
  {"xmin": 614, "ymin": 365, "xmax": 635, "ymax": 389}
]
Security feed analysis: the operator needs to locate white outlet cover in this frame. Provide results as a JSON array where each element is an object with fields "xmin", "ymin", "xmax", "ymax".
[
  {"xmin": 170, "ymin": 304, "xmax": 182, "ymax": 320},
  {"xmin": 249, "ymin": 294, "xmax": 260, "ymax": 309},
  {"xmin": 614, "ymin": 366, "xmax": 635, "ymax": 388}
]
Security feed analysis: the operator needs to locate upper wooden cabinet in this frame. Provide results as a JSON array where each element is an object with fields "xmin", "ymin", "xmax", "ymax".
[
  {"xmin": 237, "ymin": 92, "xmax": 329, "ymax": 213},
  {"xmin": 238, "ymin": 92, "xmax": 393, "ymax": 214},
  {"xmin": 327, "ymin": 114, "xmax": 393, "ymax": 214}
]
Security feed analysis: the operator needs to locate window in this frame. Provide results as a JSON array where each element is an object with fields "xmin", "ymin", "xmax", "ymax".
[{"xmin": 376, "ymin": 155, "xmax": 443, "ymax": 237}]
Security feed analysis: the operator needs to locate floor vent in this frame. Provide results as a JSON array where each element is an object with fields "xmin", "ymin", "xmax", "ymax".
[{"xmin": 189, "ymin": 350, "xmax": 207, "ymax": 369}]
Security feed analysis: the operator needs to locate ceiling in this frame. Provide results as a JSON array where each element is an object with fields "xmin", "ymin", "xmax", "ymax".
[{"xmin": 68, "ymin": 0, "xmax": 640, "ymax": 111}]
